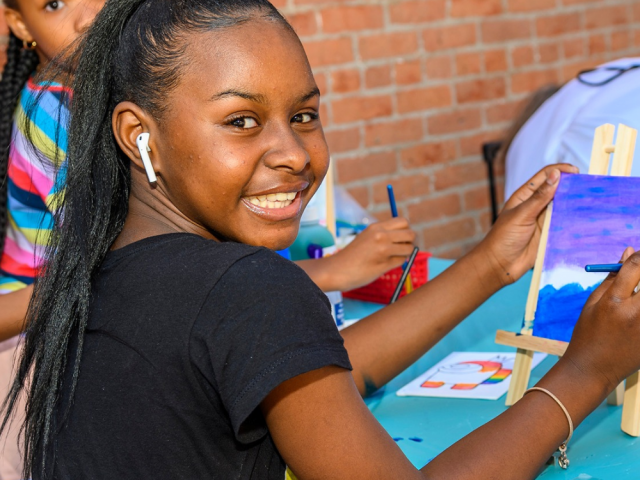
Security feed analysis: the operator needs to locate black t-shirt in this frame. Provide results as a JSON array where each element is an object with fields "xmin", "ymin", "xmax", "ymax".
[{"xmin": 40, "ymin": 233, "xmax": 351, "ymax": 479}]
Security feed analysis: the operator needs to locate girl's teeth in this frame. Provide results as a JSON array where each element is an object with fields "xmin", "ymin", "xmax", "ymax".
[{"xmin": 246, "ymin": 193, "xmax": 296, "ymax": 209}]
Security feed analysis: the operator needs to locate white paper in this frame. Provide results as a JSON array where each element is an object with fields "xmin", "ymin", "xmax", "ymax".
[{"xmin": 396, "ymin": 352, "xmax": 547, "ymax": 400}]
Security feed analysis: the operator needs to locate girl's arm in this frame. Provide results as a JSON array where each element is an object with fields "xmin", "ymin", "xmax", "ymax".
[
  {"xmin": 263, "ymin": 255, "xmax": 640, "ymax": 478},
  {"xmin": 341, "ymin": 165, "xmax": 577, "ymax": 396},
  {"xmin": 295, "ymin": 217, "xmax": 416, "ymax": 292},
  {"xmin": 0, "ymin": 284, "xmax": 32, "ymax": 341}
]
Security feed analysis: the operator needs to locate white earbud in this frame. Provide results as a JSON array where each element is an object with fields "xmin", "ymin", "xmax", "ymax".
[{"xmin": 136, "ymin": 133, "xmax": 157, "ymax": 183}]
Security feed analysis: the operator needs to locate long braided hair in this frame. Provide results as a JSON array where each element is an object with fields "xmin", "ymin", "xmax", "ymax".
[
  {"xmin": 0, "ymin": 1, "xmax": 293, "ymax": 477},
  {"xmin": 0, "ymin": 21, "xmax": 40, "ymax": 256}
]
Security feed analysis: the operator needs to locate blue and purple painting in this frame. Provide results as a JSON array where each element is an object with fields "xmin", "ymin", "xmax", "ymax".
[{"xmin": 533, "ymin": 173, "xmax": 640, "ymax": 342}]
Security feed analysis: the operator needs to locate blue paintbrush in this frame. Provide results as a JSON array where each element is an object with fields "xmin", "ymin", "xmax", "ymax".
[{"xmin": 584, "ymin": 263, "xmax": 622, "ymax": 273}]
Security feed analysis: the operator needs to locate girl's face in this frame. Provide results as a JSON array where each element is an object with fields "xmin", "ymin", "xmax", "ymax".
[
  {"xmin": 128, "ymin": 19, "xmax": 329, "ymax": 250},
  {"xmin": 5, "ymin": 0, "xmax": 105, "ymax": 65}
]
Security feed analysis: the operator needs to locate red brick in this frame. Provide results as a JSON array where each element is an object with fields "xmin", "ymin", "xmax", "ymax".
[
  {"xmin": 428, "ymin": 108, "xmax": 482, "ymax": 135},
  {"xmin": 335, "ymin": 151, "xmax": 397, "ymax": 183},
  {"xmin": 539, "ymin": 43, "xmax": 559, "ymax": 63},
  {"xmin": 407, "ymin": 193, "xmax": 461, "ymax": 223},
  {"xmin": 425, "ymin": 55, "xmax": 453, "ymax": 79},
  {"xmin": 536, "ymin": 13, "xmax": 581, "ymax": 37},
  {"xmin": 451, "ymin": 0, "xmax": 502, "ymax": 17},
  {"xmin": 459, "ymin": 130, "xmax": 504, "ymax": 157},
  {"xmin": 270, "ymin": 0, "xmax": 286, "ymax": 6},
  {"xmin": 511, "ymin": 46, "xmax": 534, "ymax": 68},
  {"xmin": 635, "ymin": 2, "xmax": 640, "ymax": 22},
  {"xmin": 365, "ymin": 65, "xmax": 392, "ymax": 89},
  {"xmin": 508, "ymin": 0, "xmax": 556, "ymax": 12},
  {"xmin": 486, "ymin": 100, "xmax": 522, "ymax": 125},
  {"xmin": 331, "ymin": 69, "xmax": 360, "ymax": 93},
  {"xmin": 563, "ymin": 38, "xmax": 585, "ymax": 58},
  {"xmin": 400, "ymin": 141, "xmax": 457, "ymax": 169},
  {"xmin": 287, "ymin": 11, "xmax": 317, "ymax": 37},
  {"xmin": 456, "ymin": 51, "xmax": 482, "ymax": 75},
  {"xmin": 304, "ymin": 38, "xmax": 354, "ymax": 67},
  {"xmin": 588, "ymin": 34, "xmax": 606, "ymax": 55},
  {"xmin": 511, "ymin": 69, "xmax": 559, "ymax": 94},
  {"xmin": 389, "ymin": 0, "xmax": 446, "ymax": 24},
  {"xmin": 456, "ymin": 78, "xmax": 506, "ymax": 104},
  {"xmin": 365, "ymin": 118, "xmax": 423, "ymax": 147},
  {"xmin": 561, "ymin": 0, "xmax": 604, "ymax": 4},
  {"xmin": 324, "ymin": 127, "xmax": 361, "ymax": 154},
  {"xmin": 433, "ymin": 161, "xmax": 487, "ymax": 191},
  {"xmin": 372, "ymin": 175, "xmax": 431, "ymax": 204},
  {"xmin": 611, "ymin": 30, "xmax": 630, "ymax": 51},
  {"xmin": 321, "ymin": 5, "xmax": 384, "ymax": 33},
  {"xmin": 421, "ymin": 218, "xmax": 476, "ymax": 249},
  {"xmin": 397, "ymin": 85, "xmax": 452, "ymax": 113},
  {"xmin": 436, "ymin": 244, "xmax": 466, "ymax": 259},
  {"xmin": 332, "ymin": 95, "xmax": 393, "ymax": 124},
  {"xmin": 561, "ymin": 58, "xmax": 601, "ymax": 82},
  {"xmin": 585, "ymin": 5, "xmax": 629, "ymax": 29},
  {"xmin": 464, "ymin": 185, "xmax": 492, "ymax": 211},
  {"xmin": 423, "ymin": 24, "xmax": 477, "ymax": 51},
  {"xmin": 360, "ymin": 32, "xmax": 419, "ymax": 60},
  {"xmin": 484, "ymin": 49, "xmax": 507, "ymax": 72},
  {"xmin": 635, "ymin": 31, "xmax": 640, "ymax": 48},
  {"xmin": 396, "ymin": 59, "xmax": 422, "ymax": 85},
  {"xmin": 482, "ymin": 19, "xmax": 531, "ymax": 43}
]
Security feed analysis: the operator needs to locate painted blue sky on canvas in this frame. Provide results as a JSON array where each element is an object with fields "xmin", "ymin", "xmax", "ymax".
[{"xmin": 534, "ymin": 174, "xmax": 640, "ymax": 342}]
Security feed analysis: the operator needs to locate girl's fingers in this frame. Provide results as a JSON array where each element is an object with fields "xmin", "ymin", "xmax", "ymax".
[
  {"xmin": 507, "ymin": 168, "xmax": 561, "ymax": 223},
  {"xmin": 585, "ymin": 247, "xmax": 635, "ymax": 306},
  {"xmin": 386, "ymin": 229, "xmax": 417, "ymax": 245},
  {"xmin": 608, "ymin": 250, "xmax": 640, "ymax": 300},
  {"xmin": 504, "ymin": 164, "xmax": 578, "ymax": 211}
]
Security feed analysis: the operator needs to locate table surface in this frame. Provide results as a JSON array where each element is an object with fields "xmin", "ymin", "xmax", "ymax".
[{"xmin": 343, "ymin": 258, "xmax": 640, "ymax": 479}]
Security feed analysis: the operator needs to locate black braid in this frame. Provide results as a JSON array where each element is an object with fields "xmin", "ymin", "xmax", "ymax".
[{"xmin": 0, "ymin": 32, "xmax": 39, "ymax": 256}]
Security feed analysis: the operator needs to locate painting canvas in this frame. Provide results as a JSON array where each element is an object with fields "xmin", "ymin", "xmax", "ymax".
[
  {"xmin": 396, "ymin": 352, "xmax": 546, "ymax": 400},
  {"xmin": 533, "ymin": 174, "xmax": 640, "ymax": 342}
]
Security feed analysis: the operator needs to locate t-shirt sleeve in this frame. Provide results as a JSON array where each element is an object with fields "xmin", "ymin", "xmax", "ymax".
[{"xmin": 190, "ymin": 248, "xmax": 352, "ymax": 443}]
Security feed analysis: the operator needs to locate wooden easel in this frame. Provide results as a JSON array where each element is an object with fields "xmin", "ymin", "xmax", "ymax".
[{"xmin": 495, "ymin": 123, "xmax": 640, "ymax": 436}]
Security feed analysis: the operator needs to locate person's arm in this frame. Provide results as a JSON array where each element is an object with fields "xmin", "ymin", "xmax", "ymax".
[
  {"xmin": 295, "ymin": 217, "xmax": 416, "ymax": 292},
  {"xmin": 342, "ymin": 165, "xmax": 578, "ymax": 396},
  {"xmin": 262, "ymin": 251, "xmax": 640, "ymax": 479},
  {"xmin": 0, "ymin": 284, "xmax": 32, "ymax": 341}
]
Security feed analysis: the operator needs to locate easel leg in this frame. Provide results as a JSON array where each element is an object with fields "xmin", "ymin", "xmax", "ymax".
[
  {"xmin": 607, "ymin": 381, "xmax": 625, "ymax": 406},
  {"xmin": 506, "ymin": 348, "xmax": 533, "ymax": 406},
  {"xmin": 621, "ymin": 371, "xmax": 640, "ymax": 437}
]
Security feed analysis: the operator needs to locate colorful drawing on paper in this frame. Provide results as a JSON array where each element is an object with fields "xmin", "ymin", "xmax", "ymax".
[
  {"xmin": 396, "ymin": 352, "xmax": 546, "ymax": 400},
  {"xmin": 533, "ymin": 174, "xmax": 640, "ymax": 343}
]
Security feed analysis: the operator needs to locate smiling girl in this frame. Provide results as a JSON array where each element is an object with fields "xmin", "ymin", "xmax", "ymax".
[
  {"xmin": 4, "ymin": 1, "xmax": 640, "ymax": 479},
  {"xmin": 0, "ymin": 1, "xmax": 104, "ymax": 477}
]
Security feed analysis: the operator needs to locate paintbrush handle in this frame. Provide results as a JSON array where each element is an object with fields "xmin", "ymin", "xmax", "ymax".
[
  {"xmin": 585, "ymin": 263, "xmax": 622, "ymax": 273},
  {"xmin": 390, "ymin": 246, "xmax": 419, "ymax": 304}
]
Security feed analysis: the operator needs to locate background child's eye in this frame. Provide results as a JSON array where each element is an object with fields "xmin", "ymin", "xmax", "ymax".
[
  {"xmin": 230, "ymin": 117, "xmax": 258, "ymax": 129},
  {"xmin": 292, "ymin": 113, "xmax": 317, "ymax": 124},
  {"xmin": 45, "ymin": 0, "xmax": 65, "ymax": 11}
]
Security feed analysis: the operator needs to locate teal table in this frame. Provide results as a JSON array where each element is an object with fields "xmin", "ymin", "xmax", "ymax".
[{"xmin": 344, "ymin": 258, "xmax": 640, "ymax": 479}]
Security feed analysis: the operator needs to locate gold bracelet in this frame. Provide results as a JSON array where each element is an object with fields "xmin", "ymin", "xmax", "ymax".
[{"xmin": 524, "ymin": 387, "xmax": 574, "ymax": 469}]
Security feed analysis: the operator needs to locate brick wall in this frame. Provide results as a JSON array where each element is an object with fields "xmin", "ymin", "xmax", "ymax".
[
  {"xmin": 2, "ymin": 1, "xmax": 640, "ymax": 257},
  {"xmin": 274, "ymin": 0, "xmax": 640, "ymax": 257}
]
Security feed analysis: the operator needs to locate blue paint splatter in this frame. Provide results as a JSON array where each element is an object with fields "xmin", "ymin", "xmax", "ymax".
[
  {"xmin": 627, "ymin": 224, "xmax": 634, "ymax": 229},
  {"xmin": 393, "ymin": 437, "xmax": 403, "ymax": 442},
  {"xmin": 602, "ymin": 229, "xmax": 611, "ymax": 236},
  {"xmin": 409, "ymin": 437, "xmax": 423, "ymax": 443}
]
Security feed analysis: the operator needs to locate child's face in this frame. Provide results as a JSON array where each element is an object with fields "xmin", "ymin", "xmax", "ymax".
[
  {"xmin": 5, "ymin": 0, "xmax": 105, "ymax": 65},
  {"xmin": 144, "ymin": 20, "xmax": 329, "ymax": 250}
]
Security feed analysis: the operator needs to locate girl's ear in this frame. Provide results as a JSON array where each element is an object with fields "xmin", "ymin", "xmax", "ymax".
[
  {"xmin": 112, "ymin": 102, "xmax": 160, "ymax": 177},
  {"xmin": 5, "ymin": 8, "xmax": 35, "ymax": 44}
]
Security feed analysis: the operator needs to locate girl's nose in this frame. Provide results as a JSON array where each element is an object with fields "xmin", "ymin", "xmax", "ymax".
[{"xmin": 262, "ymin": 124, "xmax": 310, "ymax": 174}]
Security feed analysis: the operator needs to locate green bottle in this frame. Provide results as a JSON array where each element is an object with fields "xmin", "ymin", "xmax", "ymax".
[{"xmin": 289, "ymin": 206, "xmax": 335, "ymax": 261}]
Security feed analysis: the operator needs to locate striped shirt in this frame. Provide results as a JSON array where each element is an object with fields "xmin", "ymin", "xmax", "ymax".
[{"xmin": 0, "ymin": 78, "xmax": 69, "ymax": 294}]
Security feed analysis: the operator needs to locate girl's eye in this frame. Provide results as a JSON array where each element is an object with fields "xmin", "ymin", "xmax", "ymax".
[
  {"xmin": 229, "ymin": 117, "xmax": 258, "ymax": 129},
  {"xmin": 292, "ymin": 112, "xmax": 317, "ymax": 124},
  {"xmin": 45, "ymin": 0, "xmax": 65, "ymax": 11}
]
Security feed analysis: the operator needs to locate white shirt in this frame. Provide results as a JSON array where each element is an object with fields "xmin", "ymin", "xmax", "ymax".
[{"xmin": 504, "ymin": 57, "xmax": 640, "ymax": 199}]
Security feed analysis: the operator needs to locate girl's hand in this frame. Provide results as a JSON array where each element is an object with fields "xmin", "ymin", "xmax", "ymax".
[
  {"xmin": 563, "ymin": 247, "xmax": 640, "ymax": 392},
  {"xmin": 474, "ymin": 164, "xmax": 578, "ymax": 287},
  {"xmin": 297, "ymin": 218, "xmax": 416, "ymax": 292}
]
